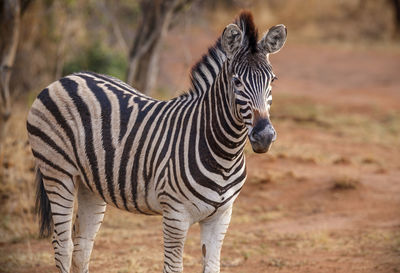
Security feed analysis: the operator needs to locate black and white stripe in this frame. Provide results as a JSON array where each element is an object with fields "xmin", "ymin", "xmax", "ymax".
[{"xmin": 27, "ymin": 11, "xmax": 287, "ymax": 273}]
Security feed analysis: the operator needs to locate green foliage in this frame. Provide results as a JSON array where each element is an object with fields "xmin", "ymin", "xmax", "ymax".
[{"xmin": 62, "ymin": 41, "xmax": 127, "ymax": 80}]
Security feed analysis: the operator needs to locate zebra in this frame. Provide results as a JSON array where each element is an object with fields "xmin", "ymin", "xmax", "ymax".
[{"xmin": 27, "ymin": 11, "xmax": 286, "ymax": 273}]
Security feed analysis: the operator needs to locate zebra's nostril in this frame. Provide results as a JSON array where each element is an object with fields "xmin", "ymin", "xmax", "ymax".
[{"xmin": 251, "ymin": 130, "xmax": 261, "ymax": 141}]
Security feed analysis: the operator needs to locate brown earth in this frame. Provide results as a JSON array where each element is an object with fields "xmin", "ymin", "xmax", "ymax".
[{"xmin": 1, "ymin": 33, "xmax": 400, "ymax": 272}]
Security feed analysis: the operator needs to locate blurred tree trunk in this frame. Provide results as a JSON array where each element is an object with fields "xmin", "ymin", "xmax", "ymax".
[
  {"xmin": 126, "ymin": 0, "xmax": 192, "ymax": 95},
  {"xmin": 0, "ymin": 0, "xmax": 31, "ymax": 141},
  {"xmin": 393, "ymin": 0, "xmax": 400, "ymax": 37},
  {"xmin": 0, "ymin": 0, "xmax": 21, "ymax": 141},
  {"xmin": 99, "ymin": 0, "xmax": 128, "ymax": 55}
]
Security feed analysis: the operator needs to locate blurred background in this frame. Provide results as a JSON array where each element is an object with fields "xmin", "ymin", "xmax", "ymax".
[{"xmin": 1, "ymin": 0, "xmax": 400, "ymax": 272}]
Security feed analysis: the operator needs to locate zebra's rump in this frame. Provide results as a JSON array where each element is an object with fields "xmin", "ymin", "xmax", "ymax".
[{"xmin": 27, "ymin": 72, "xmax": 166, "ymax": 212}]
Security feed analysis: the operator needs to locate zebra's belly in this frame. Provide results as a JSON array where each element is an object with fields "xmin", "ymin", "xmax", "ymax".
[{"xmin": 78, "ymin": 164, "xmax": 163, "ymax": 215}]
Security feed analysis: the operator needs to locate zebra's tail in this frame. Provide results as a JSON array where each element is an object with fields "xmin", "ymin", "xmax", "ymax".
[{"xmin": 35, "ymin": 168, "xmax": 53, "ymax": 238}]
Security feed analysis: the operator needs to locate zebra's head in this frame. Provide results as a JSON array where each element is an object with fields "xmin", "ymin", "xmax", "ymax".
[{"xmin": 221, "ymin": 12, "xmax": 287, "ymax": 153}]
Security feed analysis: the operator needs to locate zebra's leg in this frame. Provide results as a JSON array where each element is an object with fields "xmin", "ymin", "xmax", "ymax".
[
  {"xmin": 162, "ymin": 213, "xmax": 190, "ymax": 273},
  {"xmin": 71, "ymin": 179, "xmax": 106, "ymax": 273},
  {"xmin": 43, "ymin": 175, "xmax": 76, "ymax": 273},
  {"xmin": 200, "ymin": 206, "xmax": 233, "ymax": 273}
]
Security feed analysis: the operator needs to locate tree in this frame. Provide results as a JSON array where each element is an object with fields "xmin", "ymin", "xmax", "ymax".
[
  {"xmin": 126, "ymin": 0, "xmax": 193, "ymax": 95},
  {"xmin": 0, "ymin": 0, "xmax": 21, "ymax": 139},
  {"xmin": 0, "ymin": 0, "xmax": 31, "ymax": 140},
  {"xmin": 392, "ymin": 0, "xmax": 400, "ymax": 37}
]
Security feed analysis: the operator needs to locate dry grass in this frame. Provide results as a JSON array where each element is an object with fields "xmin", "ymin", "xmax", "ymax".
[
  {"xmin": 0, "ymin": 104, "xmax": 37, "ymax": 243},
  {"xmin": 0, "ymin": 250, "xmax": 53, "ymax": 273},
  {"xmin": 332, "ymin": 156, "xmax": 352, "ymax": 165},
  {"xmin": 331, "ymin": 176, "xmax": 360, "ymax": 191},
  {"xmin": 361, "ymin": 156, "xmax": 380, "ymax": 165},
  {"xmin": 273, "ymin": 95, "xmax": 400, "ymax": 147},
  {"xmin": 248, "ymin": 169, "xmax": 305, "ymax": 186}
]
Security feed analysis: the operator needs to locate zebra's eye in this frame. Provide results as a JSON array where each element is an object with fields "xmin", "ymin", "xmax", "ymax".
[
  {"xmin": 271, "ymin": 75, "xmax": 278, "ymax": 83},
  {"xmin": 232, "ymin": 77, "xmax": 242, "ymax": 88}
]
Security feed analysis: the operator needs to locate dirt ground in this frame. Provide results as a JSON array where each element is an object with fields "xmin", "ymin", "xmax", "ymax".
[{"xmin": 1, "ymin": 37, "xmax": 400, "ymax": 272}]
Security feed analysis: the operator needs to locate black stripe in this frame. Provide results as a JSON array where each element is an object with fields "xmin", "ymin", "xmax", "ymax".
[
  {"xmin": 130, "ymin": 100, "xmax": 165, "ymax": 212},
  {"xmin": 103, "ymin": 83, "xmax": 133, "ymax": 142},
  {"xmin": 160, "ymin": 201, "xmax": 180, "ymax": 213},
  {"xmin": 50, "ymin": 200, "xmax": 73, "ymax": 209},
  {"xmin": 46, "ymin": 190, "xmax": 73, "ymax": 202},
  {"xmin": 27, "ymin": 122, "xmax": 76, "ymax": 169},
  {"xmin": 42, "ymin": 174, "xmax": 74, "ymax": 196},
  {"xmin": 30, "ymin": 108, "xmax": 69, "ymax": 149},
  {"xmin": 77, "ymin": 74, "xmax": 118, "ymax": 207},
  {"xmin": 141, "ymin": 102, "xmax": 172, "ymax": 211},
  {"xmin": 54, "ymin": 220, "xmax": 71, "ymax": 227},
  {"xmin": 59, "ymin": 77, "xmax": 104, "ymax": 200},
  {"xmin": 118, "ymin": 97, "xmax": 151, "ymax": 211},
  {"xmin": 32, "ymin": 150, "xmax": 72, "ymax": 179},
  {"xmin": 189, "ymin": 101, "xmax": 244, "ymax": 194},
  {"xmin": 158, "ymin": 192, "xmax": 183, "ymax": 204},
  {"xmin": 176, "ymin": 101, "xmax": 220, "ymax": 207},
  {"xmin": 82, "ymin": 72, "xmax": 153, "ymax": 100},
  {"xmin": 37, "ymin": 88, "xmax": 92, "ymax": 192}
]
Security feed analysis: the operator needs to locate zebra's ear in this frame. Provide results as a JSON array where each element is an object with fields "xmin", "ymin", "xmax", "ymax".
[
  {"xmin": 259, "ymin": 24, "xmax": 287, "ymax": 55},
  {"xmin": 221, "ymin": 24, "xmax": 243, "ymax": 60}
]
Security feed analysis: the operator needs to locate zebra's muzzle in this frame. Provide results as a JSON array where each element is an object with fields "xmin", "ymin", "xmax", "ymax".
[{"xmin": 249, "ymin": 119, "xmax": 276, "ymax": 153}]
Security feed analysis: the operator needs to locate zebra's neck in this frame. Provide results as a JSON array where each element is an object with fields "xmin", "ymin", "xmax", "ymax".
[{"xmin": 179, "ymin": 41, "xmax": 248, "ymax": 171}]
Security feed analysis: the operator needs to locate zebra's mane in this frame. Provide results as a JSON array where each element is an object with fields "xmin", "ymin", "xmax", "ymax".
[
  {"xmin": 235, "ymin": 11, "xmax": 258, "ymax": 53},
  {"xmin": 188, "ymin": 11, "xmax": 259, "ymax": 94}
]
